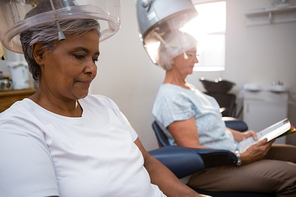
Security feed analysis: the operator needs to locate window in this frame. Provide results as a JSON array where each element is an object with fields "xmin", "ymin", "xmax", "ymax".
[{"xmin": 192, "ymin": 0, "xmax": 226, "ymax": 71}]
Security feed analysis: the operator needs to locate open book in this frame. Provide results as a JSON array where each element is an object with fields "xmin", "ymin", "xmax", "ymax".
[{"xmin": 239, "ymin": 118, "xmax": 296, "ymax": 152}]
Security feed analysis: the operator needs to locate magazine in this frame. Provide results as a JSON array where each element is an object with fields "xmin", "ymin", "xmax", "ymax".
[{"xmin": 239, "ymin": 118, "xmax": 296, "ymax": 152}]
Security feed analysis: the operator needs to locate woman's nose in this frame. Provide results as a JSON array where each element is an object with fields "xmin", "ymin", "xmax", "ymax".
[
  {"xmin": 194, "ymin": 56, "xmax": 199, "ymax": 63},
  {"xmin": 84, "ymin": 60, "xmax": 97, "ymax": 75}
]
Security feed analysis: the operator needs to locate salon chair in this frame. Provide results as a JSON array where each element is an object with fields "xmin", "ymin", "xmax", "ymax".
[
  {"xmin": 149, "ymin": 120, "xmax": 276, "ymax": 197},
  {"xmin": 152, "ymin": 118, "xmax": 248, "ymax": 148},
  {"xmin": 200, "ymin": 78, "xmax": 238, "ymax": 117},
  {"xmin": 206, "ymin": 92, "xmax": 237, "ymax": 117}
]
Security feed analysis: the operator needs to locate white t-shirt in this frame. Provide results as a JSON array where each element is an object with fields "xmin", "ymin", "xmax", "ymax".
[{"xmin": 0, "ymin": 95, "xmax": 166, "ymax": 197}]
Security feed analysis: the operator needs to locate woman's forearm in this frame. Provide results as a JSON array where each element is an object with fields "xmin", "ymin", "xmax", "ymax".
[{"xmin": 144, "ymin": 154, "xmax": 203, "ymax": 197}]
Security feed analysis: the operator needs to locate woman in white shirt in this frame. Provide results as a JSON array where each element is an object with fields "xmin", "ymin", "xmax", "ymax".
[{"xmin": 0, "ymin": 1, "xmax": 203, "ymax": 196}]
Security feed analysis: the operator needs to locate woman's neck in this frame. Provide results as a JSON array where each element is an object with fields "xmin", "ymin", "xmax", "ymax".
[
  {"xmin": 29, "ymin": 88, "xmax": 83, "ymax": 117},
  {"xmin": 163, "ymin": 70, "xmax": 190, "ymax": 89}
]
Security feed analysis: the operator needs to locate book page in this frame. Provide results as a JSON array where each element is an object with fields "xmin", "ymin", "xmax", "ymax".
[
  {"xmin": 239, "ymin": 136, "xmax": 257, "ymax": 152},
  {"xmin": 239, "ymin": 119, "xmax": 290, "ymax": 152},
  {"xmin": 257, "ymin": 119, "xmax": 290, "ymax": 142}
]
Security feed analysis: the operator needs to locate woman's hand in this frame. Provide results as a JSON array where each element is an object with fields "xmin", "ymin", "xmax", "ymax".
[
  {"xmin": 240, "ymin": 138, "xmax": 275, "ymax": 165},
  {"xmin": 239, "ymin": 130, "xmax": 257, "ymax": 142},
  {"xmin": 228, "ymin": 127, "xmax": 257, "ymax": 142}
]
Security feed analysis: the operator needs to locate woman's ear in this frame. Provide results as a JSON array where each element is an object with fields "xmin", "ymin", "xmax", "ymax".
[{"xmin": 32, "ymin": 43, "xmax": 46, "ymax": 66}]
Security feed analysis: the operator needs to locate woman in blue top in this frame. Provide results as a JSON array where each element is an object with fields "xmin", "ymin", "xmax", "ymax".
[{"xmin": 152, "ymin": 30, "xmax": 296, "ymax": 195}]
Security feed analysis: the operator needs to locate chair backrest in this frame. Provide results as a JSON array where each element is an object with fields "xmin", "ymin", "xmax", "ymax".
[
  {"xmin": 205, "ymin": 93, "xmax": 237, "ymax": 117},
  {"xmin": 152, "ymin": 121, "xmax": 171, "ymax": 147},
  {"xmin": 152, "ymin": 118, "xmax": 248, "ymax": 148}
]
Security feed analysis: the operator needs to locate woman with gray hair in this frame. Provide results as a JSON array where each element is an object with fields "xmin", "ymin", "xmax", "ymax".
[
  {"xmin": 156, "ymin": 30, "xmax": 198, "ymax": 71},
  {"xmin": 152, "ymin": 29, "xmax": 296, "ymax": 195},
  {"xmin": 0, "ymin": 1, "xmax": 204, "ymax": 197}
]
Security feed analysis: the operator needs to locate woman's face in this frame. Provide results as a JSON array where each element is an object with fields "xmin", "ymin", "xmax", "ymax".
[
  {"xmin": 39, "ymin": 30, "xmax": 100, "ymax": 101},
  {"xmin": 172, "ymin": 48, "xmax": 199, "ymax": 76}
]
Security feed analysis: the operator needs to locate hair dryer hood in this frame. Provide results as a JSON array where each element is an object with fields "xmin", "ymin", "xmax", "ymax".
[
  {"xmin": 136, "ymin": 0, "xmax": 197, "ymax": 38},
  {"xmin": 0, "ymin": 0, "xmax": 121, "ymax": 54},
  {"xmin": 136, "ymin": 0, "xmax": 198, "ymax": 66}
]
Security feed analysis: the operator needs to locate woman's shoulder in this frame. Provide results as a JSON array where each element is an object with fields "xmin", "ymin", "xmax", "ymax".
[
  {"xmin": 82, "ymin": 94, "xmax": 119, "ymax": 110},
  {"xmin": 0, "ymin": 99, "xmax": 33, "ymax": 119},
  {"xmin": 0, "ymin": 99, "xmax": 48, "ymax": 137},
  {"xmin": 157, "ymin": 83, "xmax": 195, "ymax": 98},
  {"xmin": 158, "ymin": 83, "xmax": 182, "ymax": 94},
  {"xmin": 186, "ymin": 83, "xmax": 198, "ymax": 90}
]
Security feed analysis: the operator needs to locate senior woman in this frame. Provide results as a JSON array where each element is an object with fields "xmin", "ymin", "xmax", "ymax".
[
  {"xmin": 0, "ymin": 1, "xmax": 204, "ymax": 197},
  {"xmin": 152, "ymin": 30, "xmax": 296, "ymax": 195}
]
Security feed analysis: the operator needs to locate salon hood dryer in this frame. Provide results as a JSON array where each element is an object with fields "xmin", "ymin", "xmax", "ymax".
[
  {"xmin": 136, "ymin": 0, "xmax": 199, "ymax": 67},
  {"xmin": 0, "ymin": 0, "xmax": 121, "ymax": 54},
  {"xmin": 200, "ymin": 78, "xmax": 237, "ymax": 117}
]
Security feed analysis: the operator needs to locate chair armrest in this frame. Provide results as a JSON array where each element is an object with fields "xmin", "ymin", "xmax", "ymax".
[
  {"xmin": 148, "ymin": 146, "xmax": 205, "ymax": 179},
  {"xmin": 223, "ymin": 117, "xmax": 248, "ymax": 132},
  {"xmin": 149, "ymin": 146, "xmax": 238, "ymax": 178},
  {"xmin": 188, "ymin": 148, "xmax": 237, "ymax": 168}
]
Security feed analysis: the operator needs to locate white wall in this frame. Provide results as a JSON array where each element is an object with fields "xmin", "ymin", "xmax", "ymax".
[
  {"xmin": 225, "ymin": 0, "xmax": 296, "ymax": 145},
  {"xmin": 91, "ymin": 1, "xmax": 164, "ymax": 150},
  {"xmin": 91, "ymin": 0, "xmax": 296, "ymax": 150},
  {"xmin": 1, "ymin": 0, "xmax": 296, "ymax": 150}
]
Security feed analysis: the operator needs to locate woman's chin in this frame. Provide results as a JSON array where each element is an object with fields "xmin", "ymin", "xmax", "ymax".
[{"xmin": 75, "ymin": 90, "xmax": 89, "ymax": 100}]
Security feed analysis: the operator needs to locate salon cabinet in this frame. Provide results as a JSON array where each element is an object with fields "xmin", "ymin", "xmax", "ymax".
[{"xmin": 0, "ymin": 89, "xmax": 36, "ymax": 112}]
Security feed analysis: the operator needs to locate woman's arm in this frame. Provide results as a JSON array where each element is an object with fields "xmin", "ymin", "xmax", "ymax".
[
  {"xmin": 0, "ymin": 121, "xmax": 59, "ymax": 197},
  {"xmin": 167, "ymin": 117, "xmax": 211, "ymax": 149},
  {"xmin": 166, "ymin": 117, "xmax": 274, "ymax": 166},
  {"xmin": 134, "ymin": 138, "xmax": 208, "ymax": 197},
  {"xmin": 227, "ymin": 127, "xmax": 257, "ymax": 142}
]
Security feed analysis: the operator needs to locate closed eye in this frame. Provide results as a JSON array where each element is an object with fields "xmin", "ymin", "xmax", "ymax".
[
  {"xmin": 92, "ymin": 54, "xmax": 100, "ymax": 63},
  {"xmin": 73, "ymin": 54, "xmax": 86, "ymax": 60}
]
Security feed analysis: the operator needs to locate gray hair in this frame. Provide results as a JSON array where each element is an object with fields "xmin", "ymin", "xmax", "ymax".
[
  {"xmin": 20, "ymin": 19, "xmax": 101, "ymax": 80},
  {"xmin": 162, "ymin": 60, "xmax": 174, "ymax": 71},
  {"xmin": 19, "ymin": 0, "xmax": 100, "ymax": 80},
  {"xmin": 157, "ymin": 30, "xmax": 197, "ymax": 71}
]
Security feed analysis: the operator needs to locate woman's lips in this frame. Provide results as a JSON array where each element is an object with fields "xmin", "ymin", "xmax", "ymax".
[{"xmin": 79, "ymin": 80, "xmax": 91, "ymax": 86}]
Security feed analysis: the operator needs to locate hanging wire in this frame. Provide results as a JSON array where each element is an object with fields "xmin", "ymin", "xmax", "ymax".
[
  {"xmin": 9, "ymin": 1, "xmax": 21, "ymax": 24},
  {"xmin": 49, "ymin": 0, "xmax": 66, "ymax": 41}
]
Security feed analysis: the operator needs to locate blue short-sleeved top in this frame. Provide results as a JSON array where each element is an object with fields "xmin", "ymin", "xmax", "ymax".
[{"xmin": 152, "ymin": 83, "xmax": 237, "ymax": 151}]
